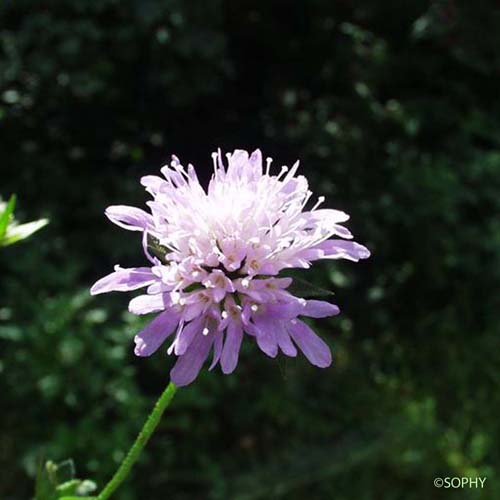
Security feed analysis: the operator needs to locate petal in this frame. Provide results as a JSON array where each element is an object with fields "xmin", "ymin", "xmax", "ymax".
[
  {"xmin": 280, "ymin": 175, "xmax": 308, "ymax": 195},
  {"xmin": 140, "ymin": 175, "xmax": 166, "ymax": 192},
  {"xmin": 287, "ymin": 320, "xmax": 332, "ymax": 368},
  {"xmin": 209, "ymin": 330, "xmax": 224, "ymax": 370},
  {"xmin": 228, "ymin": 150, "xmax": 250, "ymax": 176},
  {"xmin": 248, "ymin": 149, "xmax": 263, "ymax": 177},
  {"xmin": 170, "ymin": 329, "xmax": 213, "ymax": 386},
  {"xmin": 181, "ymin": 301, "xmax": 206, "ymax": 322},
  {"xmin": 174, "ymin": 316, "xmax": 204, "ymax": 356},
  {"xmin": 301, "ymin": 300, "xmax": 340, "ymax": 318},
  {"xmin": 90, "ymin": 267, "xmax": 155, "ymax": 295},
  {"xmin": 105, "ymin": 205, "xmax": 152, "ymax": 231},
  {"xmin": 213, "ymin": 287, "xmax": 226, "ymax": 303},
  {"xmin": 294, "ymin": 249, "xmax": 325, "ymax": 261},
  {"xmin": 128, "ymin": 293, "xmax": 166, "ymax": 315},
  {"xmin": 275, "ymin": 321, "xmax": 297, "ymax": 357},
  {"xmin": 220, "ymin": 322, "xmax": 243, "ymax": 374},
  {"xmin": 134, "ymin": 310, "xmax": 180, "ymax": 357},
  {"xmin": 332, "ymin": 224, "xmax": 353, "ymax": 239},
  {"xmin": 147, "ymin": 282, "xmax": 165, "ymax": 294},
  {"xmin": 266, "ymin": 300, "xmax": 304, "ymax": 321},
  {"xmin": 253, "ymin": 318, "xmax": 278, "ymax": 358},
  {"xmin": 315, "ymin": 240, "xmax": 371, "ymax": 262},
  {"xmin": 305, "ymin": 209, "xmax": 350, "ymax": 225}
]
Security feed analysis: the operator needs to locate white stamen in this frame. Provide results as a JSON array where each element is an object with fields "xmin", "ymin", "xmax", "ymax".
[
  {"xmin": 221, "ymin": 311, "xmax": 228, "ymax": 319},
  {"xmin": 251, "ymin": 304, "xmax": 259, "ymax": 312},
  {"xmin": 277, "ymin": 165, "xmax": 289, "ymax": 180},
  {"xmin": 241, "ymin": 278, "xmax": 250, "ymax": 288},
  {"xmin": 265, "ymin": 157, "xmax": 273, "ymax": 175},
  {"xmin": 202, "ymin": 327, "xmax": 209, "ymax": 336},
  {"xmin": 311, "ymin": 196, "xmax": 325, "ymax": 211}
]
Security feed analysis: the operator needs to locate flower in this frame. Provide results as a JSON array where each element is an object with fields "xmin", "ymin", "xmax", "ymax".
[{"xmin": 91, "ymin": 149, "xmax": 370, "ymax": 386}]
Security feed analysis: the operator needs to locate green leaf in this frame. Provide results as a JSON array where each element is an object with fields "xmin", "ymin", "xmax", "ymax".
[
  {"xmin": 3, "ymin": 218, "xmax": 49, "ymax": 246},
  {"xmin": 35, "ymin": 460, "xmax": 57, "ymax": 500},
  {"xmin": 56, "ymin": 480, "xmax": 81, "ymax": 495},
  {"xmin": 0, "ymin": 194, "xmax": 16, "ymax": 243},
  {"xmin": 57, "ymin": 479, "xmax": 97, "ymax": 498},
  {"xmin": 59, "ymin": 497, "xmax": 96, "ymax": 500},
  {"xmin": 34, "ymin": 459, "xmax": 96, "ymax": 500}
]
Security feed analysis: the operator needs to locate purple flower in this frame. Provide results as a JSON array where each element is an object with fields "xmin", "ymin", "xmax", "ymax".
[{"xmin": 91, "ymin": 149, "xmax": 370, "ymax": 386}]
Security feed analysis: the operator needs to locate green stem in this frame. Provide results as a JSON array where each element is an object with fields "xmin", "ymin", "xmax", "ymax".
[{"xmin": 94, "ymin": 382, "xmax": 178, "ymax": 500}]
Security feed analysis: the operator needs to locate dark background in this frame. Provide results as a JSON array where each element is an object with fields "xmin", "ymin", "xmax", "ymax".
[{"xmin": 1, "ymin": 1, "xmax": 500, "ymax": 499}]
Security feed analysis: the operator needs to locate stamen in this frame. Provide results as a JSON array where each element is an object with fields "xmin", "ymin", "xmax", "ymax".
[
  {"xmin": 300, "ymin": 190, "xmax": 313, "ymax": 211},
  {"xmin": 251, "ymin": 304, "xmax": 259, "ymax": 312},
  {"xmin": 277, "ymin": 165, "xmax": 289, "ymax": 180},
  {"xmin": 265, "ymin": 157, "xmax": 273, "ymax": 175},
  {"xmin": 311, "ymin": 196, "xmax": 325, "ymax": 211},
  {"xmin": 202, "ymin": 327, "xmax": 210, "ymax": 336},
  {"xmin": 170, "ymin": 154, "xmax": 180, "ymax": 167}
]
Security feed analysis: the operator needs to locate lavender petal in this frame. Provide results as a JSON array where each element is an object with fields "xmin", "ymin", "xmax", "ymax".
[
  {"xmin": 302, "ymin": 300, "xmax": 340, "ymax": 318},
  {"xmin": 170, "ymin": 329, "xmax": 213, "ymax": 386},
  {"xmin": 134, "ymin": 310, "xmax": 180, "ymax": 357},
  {"xmin": 90, "ymin": 267, "xmax": 155, "ymax": 295},
  {"xmin": 105, "ymin": 205, "xmax": 152, "ymax": 231},
  {"xmin": 220, "ymin": 322, "xmax": 244, "ymax": 374},
  {"xmin": 287, "ymin": 320, "xmax": 332, "ymax": 368}
]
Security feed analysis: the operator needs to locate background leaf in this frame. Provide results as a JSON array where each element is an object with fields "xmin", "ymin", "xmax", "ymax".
[{"xmin": 0, "ymin": 194, "xmax": 16, "ymax": 244}]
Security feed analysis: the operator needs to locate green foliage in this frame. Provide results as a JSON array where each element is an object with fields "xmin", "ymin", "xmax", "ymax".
[
  {"xmin": 0, "ymin": 194, "xmax": 16, "ymax": 242},
  {"xmin": 1, "ymin": 1, "xmax": 499, "ymax": 499},
  {"xmin": 0, "ymin": 194, "xmax": 48, "ymax": 247},
  {"xmin": 35, "ymin": 459, "xmax": 96, "ymax": 500}
]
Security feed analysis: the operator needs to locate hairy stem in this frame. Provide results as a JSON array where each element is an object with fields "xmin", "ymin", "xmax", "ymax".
[{"xmin": 88, "ymin": 382, "xmax": 177, "ymax": 500}]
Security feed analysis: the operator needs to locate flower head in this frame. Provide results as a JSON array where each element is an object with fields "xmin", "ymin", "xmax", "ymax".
[{"xmin": 91, "ymin": 149, "xmax": 370, "ymax": 386}]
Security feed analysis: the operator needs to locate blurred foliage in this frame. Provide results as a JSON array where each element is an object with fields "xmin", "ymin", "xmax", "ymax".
[
  {"xmin": 1, "ymin": 1, "xmax": 500, "ymax": 499},
  {"xmin": 0, "ymin": 194, "xmax": 48, "ymax": 247},
  {"xmin": 35, "ymin": 459, "xmax": 96, "ymax": 500}
]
